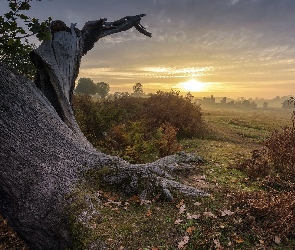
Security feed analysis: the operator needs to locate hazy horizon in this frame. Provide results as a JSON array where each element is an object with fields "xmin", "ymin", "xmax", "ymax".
[{"xmin": 103, "ymin": 85, "xmax": 294, "ymax": 100}]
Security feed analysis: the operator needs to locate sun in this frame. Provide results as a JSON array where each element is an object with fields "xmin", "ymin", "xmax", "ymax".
[{"xmin": 181, "ymin": 79, "xmax": 205, "ymax": 92}]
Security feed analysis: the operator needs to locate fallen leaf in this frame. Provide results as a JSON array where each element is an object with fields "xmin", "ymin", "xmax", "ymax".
[
  {"xmin": 234, "ymin": 238, "xmax": 244, "ymax": 244},
  {"xmin": 203, "ymin": 211, "xmax": 217, "ymax": 218},
  {"xmin": 233, "ymin": 218, "xmax": 242, "ymax": 224},
  {"xmin": 176, "ymin": 199, "xmax": 184, "ymax": 209},
  {"xmin": 274, "ymin": 235, "xmax": 281, "ymax": 244},
  {"xmin": 103, "ymin": 202, "xmax": 112, "ymax": 207},
  {"xmin": 146, "ymin": 209, "xmax": 152, "ymax": 217},
  {"xmin": 220, "ymin": 209, "xmax": 234, "ymax": 216},
  {"xmin": 213, "ymin": 239, "xmax": 222, "ymax": 249},
  {"xmin": 186, "ymin": 213, "xmax": 200, "ymax": 219},
  {"xmin": 179, "ymin": 204, "xmax": 186, "ymax": 214},
  {"xmin": 111, "ymin": 208, "xmax": 119, "ymax": 213},
  {"xmin": 193, "ymin": 202, "xmax": 202, "ymax": 206},
  {"xmin": 103, "ymin": 192, "xmax": 111, "ymax": 198},
  {"xmin": 186, "ymin": 226, "xmax": 196, "ymax": 235},
  {"xmin": 130, "ymin": 195, "xmax": 140, "ymax": 202},
  {"xmin": 109, "ymin": 200, "xmax": 122, "ymax": 206},
  {"xmin": 174, "ymin": 219, "xmax": 183, "ymax": 225},
  {"xmin": 178, "ymin": 236, "xmax": 190, "ymax": 249},
  {"xmin": 109, "ymin": 195, "xmax": 118, "ymax": 201},
  {"xmin": 140, "ymin": 199, "xmax": 152, "ymax": 205}
]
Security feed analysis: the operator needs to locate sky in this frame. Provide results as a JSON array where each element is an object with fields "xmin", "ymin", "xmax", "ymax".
[{"xmin": 1, "ymin": 0, "xmax": 295, "ymax": 99}]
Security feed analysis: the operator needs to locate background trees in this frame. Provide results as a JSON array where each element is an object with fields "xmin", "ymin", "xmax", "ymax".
[
  {"xmin": 75, "ymin": 78, "xmax": 110, "ymax": 98},
  {"xmin": 96, "ymin": 81, "xmax": 110, "ymax": 98},
  {"xmin": 133, "ymin": 82, "xmax": 143, "ymax": 94},
  {"xmin": 75, "ymin": 77, "xmax": 97, "ymax": 95}
]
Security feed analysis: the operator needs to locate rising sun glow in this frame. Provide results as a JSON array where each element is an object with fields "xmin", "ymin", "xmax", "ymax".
[{"xmin": 180, "ymin": 79, "xmax": 206, "ymax": 92}]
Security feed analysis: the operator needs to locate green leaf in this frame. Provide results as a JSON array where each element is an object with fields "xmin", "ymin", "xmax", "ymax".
[
  {"xmin": 7, "ymin": 38, "xmax": 14, "ymax": 46},
  {"xmin": 8, "ymin": 2, "xmax": 18, "ymax": 11},
  {"xmin": 4, "ymin": 11, "xmax": 14, "ymax": 20},
  {"xmin": 19, "ymin": 14, "xmax": 29, "ymax": 20},
  {"xmin": 20, "ymin": 2, "xmax": 31, "ymax": 11}
]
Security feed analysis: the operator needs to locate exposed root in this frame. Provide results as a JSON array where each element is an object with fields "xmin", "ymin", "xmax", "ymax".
[{"xmin": 99, "ymin": 152, "xmax": 209, "ymax": 201}]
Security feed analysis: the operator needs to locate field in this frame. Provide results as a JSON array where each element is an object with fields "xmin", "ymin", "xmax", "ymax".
[{"xmin": 1, "ymin": 105, "xmax": 294, "ymax": 249}]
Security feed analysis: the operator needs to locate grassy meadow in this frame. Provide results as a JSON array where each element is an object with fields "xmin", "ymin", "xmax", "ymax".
[{"xmin": 1, "ymin": 104, "xmax": 294, "ymax": 249}]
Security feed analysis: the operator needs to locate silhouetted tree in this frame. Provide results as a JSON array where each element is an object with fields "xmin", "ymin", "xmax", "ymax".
[
  {"xmin": 75, "ymin": 77, "xmax": 97, "ymax": 95},
  {"xmin": 242, "ymin": 99, "xmax": 251, "ymax": 107},
  {"xmin": 263, "ymin": 102, "xmax": 268, "ymax": 109},
  {"xmin": 96, "ymin": 81, "xmax": 110, "ymax": 98},
  {"xmin": 133, "ymin": 82, "xmax": 143, "ymax": 94},
  {"xmin": 185, "ymin": 91, "xmax": 194, "ymax": 101}
]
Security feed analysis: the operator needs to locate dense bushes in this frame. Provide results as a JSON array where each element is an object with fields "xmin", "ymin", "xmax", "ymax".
[
  {"xmin": 237, "ymin": 127, "xmax": 295, "ymax": 183},
  {"xmin": 73, "ymin": 91, "xmax": 204, "ymax": 163},
  {"xmin": 231, "ymin": 190, "xmax": 295, "ymax": 245},
  {"xmin": 144, "ymin": 90, "xmax": 203, "ymax": 138},
  {"xmin": 233, "ymin": 126, "xmax": 295, "ymax": 245}
]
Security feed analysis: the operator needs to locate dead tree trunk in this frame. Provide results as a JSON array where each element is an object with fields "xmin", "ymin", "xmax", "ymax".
[{"xmin": 0, "ymin": 15, "xmax": 207, "ymax": 249}]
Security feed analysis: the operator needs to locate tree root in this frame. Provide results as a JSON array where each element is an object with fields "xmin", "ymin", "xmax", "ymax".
[{"xmin": 97, "ymin": 152, "xmax": 209, "ymax": 201}]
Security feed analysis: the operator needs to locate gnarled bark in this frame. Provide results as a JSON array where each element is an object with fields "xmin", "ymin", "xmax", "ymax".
[{"xmin": 0, "ymin": 15, "xmax": 207, "ymax": 249}]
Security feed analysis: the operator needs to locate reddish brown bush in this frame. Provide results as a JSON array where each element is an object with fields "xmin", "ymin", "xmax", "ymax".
[
  {"xmin": 231, "ymin": 191, "xmax": 295, "ymax": 244},
  {"xmin": 265, "ymin": 127, "xmax": 295, "ymax": 177},
  {"xmin": 73, "ymin": 92, "xmax": 204, "ymax": 163},
  {"xmin": 144, "ymin": 90, "xmax": 204, "ymax": 138},
  {"xmin": 236, "ymin": 148, "xmax": 271, "ymax": 180},
  {"xmin": 237, "ymin": 127, "xmax": 295, "ymax": 182},
  {"xmin": 155, "ymin": 123, "xmax": 182, "ymax": 157}
]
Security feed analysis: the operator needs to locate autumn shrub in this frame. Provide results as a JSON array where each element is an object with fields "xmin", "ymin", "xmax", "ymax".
[
  {"xmin": 231, "ymin": 191, "xmax": 295, "ymax": 244},
  {"xmin": 144, "ymin": 90, "xmax": 204, "ymax": 138},
  {"xmin": 265, "ymin": 127, "xmax": 295, "ymax": 177},
  {"xmin": 236, "ymin": 127, "xmax": 295, "ymax": 183},
  {"xmin": 101, "ymin": 96, "xmax": 146, "ymax": 123},
  {"xmin": 73, "ymin": 95, "xmax": 144, "ymax": 132},
  {"xmin": 155, "ymin": 123, "xmax": 182, "ymax": 157},
  {"xmin": 236, "ymin": 149, "xmax": 271, "ymax": 180},
  {"xmin": 105, "ymin": 121, "xmax": 155, "ymax": 163},
  {"xmin": 72, "ymin": 95, "xmax": 103, "ymax": 147},
  {"xmin": 73, "ymin": 92, "xmax": 204, "ymax": 163}
]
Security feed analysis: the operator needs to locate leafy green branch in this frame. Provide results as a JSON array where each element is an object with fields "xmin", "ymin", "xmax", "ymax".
[{"xmin": 0, "ymin": 0, "xmax": 52, "ymax": 78}]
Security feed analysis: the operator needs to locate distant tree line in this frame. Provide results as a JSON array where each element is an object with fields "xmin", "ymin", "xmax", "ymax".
[{"xmin": 75, "ymin": 78, "xmax": 146, "ymax": 98}]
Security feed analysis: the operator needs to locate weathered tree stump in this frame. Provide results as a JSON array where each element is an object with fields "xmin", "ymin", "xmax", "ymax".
[{"xmin": 0, "ymin": 15, "xmax": 208, "ymax": 249}]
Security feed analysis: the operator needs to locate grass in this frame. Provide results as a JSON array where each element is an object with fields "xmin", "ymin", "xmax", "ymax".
[{"xmin": 1, "ymin": 105, "xmax": 294, "ymax": 249}]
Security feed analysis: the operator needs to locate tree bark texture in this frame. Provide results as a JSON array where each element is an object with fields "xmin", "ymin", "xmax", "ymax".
[{"xmin": 0, "ymin": 15, "xmax": 207, "ymax": 249}]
